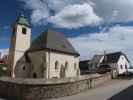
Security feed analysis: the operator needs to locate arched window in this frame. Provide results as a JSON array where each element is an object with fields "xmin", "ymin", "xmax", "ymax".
[
  {"xmin": 125, "ymin": 64, "xmax": 127, "ymax": 69},
  {"xmin": 55, "ymin": 61, "xmax": 59, "ymax": 70},
  {"xmin": 33, "ymin": 73, "xmax": 37, "ymax": 78},
  {"xmin": 22, "ymin": 27, "xmax": 27, "ymax": 34},
  {"xmin": 22, "ymin": 65, "xmax": 25, "ymax": 71},
  {"xmin": 65, "ymin": 62, "xmax": 68, "ymax": 70},
  {"xmin": 74, "ymin": 63, "xmax": 77, "ymax": 70},
  {"xmin": 120, "ymin": 65, "xmax": 123, "ymax": 69}
]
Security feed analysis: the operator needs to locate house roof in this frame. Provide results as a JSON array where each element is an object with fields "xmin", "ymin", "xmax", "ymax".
[
  {"xmin": 15, "ymin": 15, "xmax": 30, "ymax": 27},
  {"xmin": 90, "ymin": 51, "xmax": 129, "ymax": 65},
  {"xmin": 91, "ymin": 55, "xmax": 103, "ymax": 64},
  {"xmin": 29, "ymin": 30, "xmax": 80, "ymax": 56},
  {"xmin": 101, "ymin": 51, "xmax": 129, "ymax": 64}
]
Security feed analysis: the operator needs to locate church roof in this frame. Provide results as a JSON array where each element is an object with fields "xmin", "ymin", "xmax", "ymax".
[
  {"xmin": 15, "ymin": 15, "xmax": 30, "ymax": 27},
  {"xmin": 29, "ymin": 30, "xmax": 80, "ymax": 56}
]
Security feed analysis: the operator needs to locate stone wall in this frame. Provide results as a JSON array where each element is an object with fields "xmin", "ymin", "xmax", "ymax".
[{"xmin": 0, "ymin": 74, "xmax": 111, "ymax": 100}]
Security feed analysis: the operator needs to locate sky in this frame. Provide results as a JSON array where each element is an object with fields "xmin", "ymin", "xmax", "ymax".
[{"xmin": 0, "ymin": 0, "xmax": 133, "ymax": 63}]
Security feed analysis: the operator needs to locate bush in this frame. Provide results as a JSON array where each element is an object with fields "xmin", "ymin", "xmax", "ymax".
[{"xmin": 0, "ymin": 64, "xmax": 8, "ymax": 76}]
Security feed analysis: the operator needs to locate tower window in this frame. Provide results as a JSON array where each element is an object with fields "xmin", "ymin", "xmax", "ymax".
[{"xmin": 22, "ymin": 27, "xmax": 27, "ymax": 34}]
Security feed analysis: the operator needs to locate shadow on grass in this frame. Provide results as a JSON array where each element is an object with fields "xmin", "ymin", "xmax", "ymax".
[{"xmin": 107, "ymin": 85, "xmax": 133, "ymax": 100}]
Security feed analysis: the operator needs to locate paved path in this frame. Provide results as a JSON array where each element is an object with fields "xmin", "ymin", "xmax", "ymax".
[{"xmin": 50, "ymin": 79, "xmax": 133, "ymax": 100}]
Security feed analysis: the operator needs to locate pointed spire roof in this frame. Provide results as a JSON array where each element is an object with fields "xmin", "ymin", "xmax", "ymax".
[
  {"xmin": 29, "ymin": 30, "xmax": 80, "ymax": 56},
  {"xmin": 15, "ymin": 14, "xmax": 30, "ymax": 27}
]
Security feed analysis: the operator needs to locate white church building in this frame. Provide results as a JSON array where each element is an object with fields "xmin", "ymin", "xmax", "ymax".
[{"xmin": 8, "ymin": 15, "xmax": 80, "ymax": 79}]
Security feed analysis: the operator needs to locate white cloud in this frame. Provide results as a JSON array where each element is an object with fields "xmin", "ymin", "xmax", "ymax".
[
  {"xmin": 49, "ymin": 3, "xmax": 102, "ymax": 28},
  {"xmin": 91, "ymin": 0, "xmax": 133, "ymax": 23},
  {"xmin": 19, "ymin": 0, "xmax": 133, "ymax": 26},
  {"xmin": 0, "ymin": 49, "xmax": 9, "ymax": 58},
  {"xmin": 69, "ymin": 26, "xmax": 133, "ymax": 64},
  {"xmin": 19, "ymin": 0, "xmax": 101, "ymax": 28},
  {"xmin": 19, "ymin": 0, "xmax": 50, "ymax": 25}
]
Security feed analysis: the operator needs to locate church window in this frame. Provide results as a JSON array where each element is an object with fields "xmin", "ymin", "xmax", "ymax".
[
  {"xmin": 22, "ymin": 65, "xmax": 25, "ymax": 71},
  {"xmin": 55, "ymin": 61, "xmax": 59, "ymax": 70},
  {"xmin": 22, "ymin": 27, "xmax": 27, "ymax": 34},
  {"xmin": 77, "ymin": 69, "xmax": 80, "ymax": 76},
  {"xmin": 65, "ymin": 62, "xmax": 68, "ymax": 70},
  {"xmin": 33, "ymin": 73, "xmax": 37, "ymax": 78},
  {"xmin": 74, "ymin": 63, "xmax": 77, "ymax": 70}
]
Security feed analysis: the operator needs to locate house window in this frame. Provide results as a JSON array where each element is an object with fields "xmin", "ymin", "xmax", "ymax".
[
  {"xmin": 125, "ymin": 64, "xmax": 127, "ymax": 69},
  {"xmin": 55, "ymin": 61, "xmax": 59, "ymax": 70},
  {"xmin": 22, "ymin": 27, "xmax": 27, "ymax": 34},
  {"xmin": 120, "ymin": 65, "xmax": 123, "ymax": 69}
]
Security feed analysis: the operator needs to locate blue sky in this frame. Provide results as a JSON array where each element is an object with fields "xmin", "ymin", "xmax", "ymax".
[{"xmin": 0, "ymin": 0, "xmax": 133, "ymax": 62}]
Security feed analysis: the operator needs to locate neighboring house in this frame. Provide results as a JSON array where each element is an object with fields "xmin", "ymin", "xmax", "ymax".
[
  {"xmin": 79, "ymin": 60, "xmax": 90, "ymax": 75},
  {"xmin": 9, "ymin": 15, "xmax": 80, "ymax": 79},
  {"xmin": 89, "ymin": 55, "xmax": 103, "ymax": 71},
  {"xmin": 80, "ymin": 55, "xmax": 103, "ymax": 74},
  {"xmin": 100, "ymin": 52, "xmax": 130, "ymax": 75},
  {"xmin": 80, "ymin": 52, "xmax": 130, "ymax": 75}
]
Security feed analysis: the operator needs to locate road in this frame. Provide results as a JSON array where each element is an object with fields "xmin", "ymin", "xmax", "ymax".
[{"xmin": 50, "ymin": 79, "xmax": 133, "ymax": 100}]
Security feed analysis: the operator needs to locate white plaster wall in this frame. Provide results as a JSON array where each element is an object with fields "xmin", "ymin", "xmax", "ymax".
[
  {"xmin": 12, "ymin": 51, "xmax": 24, "ymax": 77},
  {"xmin": 117, "ymin": 55, "xmax": 130, "ymax": 74},
  {"xmin": 15, "ymin": 25, "xmax": 31, "ymax": 51},
  {"xmin": 46, "ymin": 51, "xmax": 79, "ymax": 79}
]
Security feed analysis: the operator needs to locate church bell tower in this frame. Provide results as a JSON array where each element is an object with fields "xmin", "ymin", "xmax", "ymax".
[{"xmin": 8, "ymin": 15, "xmax": 31, "ymax": 78}]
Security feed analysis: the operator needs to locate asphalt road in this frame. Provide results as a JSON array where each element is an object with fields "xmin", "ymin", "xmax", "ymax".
[{"xmin": 50, "ymin": 79, "xmax": 133, "ymax": 100}]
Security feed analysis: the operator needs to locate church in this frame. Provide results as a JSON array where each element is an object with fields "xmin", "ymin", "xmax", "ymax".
[{"xmin": 8, "ymin": 15, "xmax": 80, "ymax": 79}]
